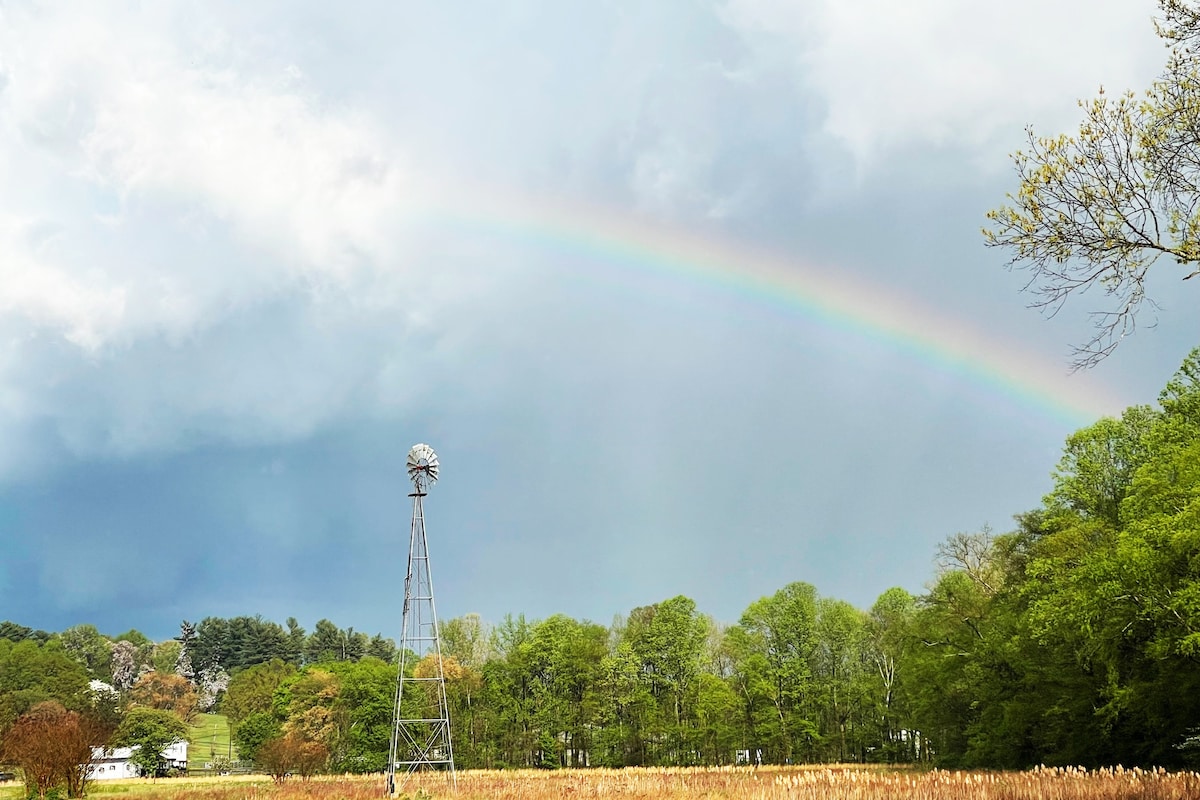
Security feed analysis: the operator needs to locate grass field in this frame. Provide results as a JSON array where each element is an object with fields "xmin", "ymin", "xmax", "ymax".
[
  {"xmin": 188, "ymin": 714, "xmax": 234, "ymax": 768},
  {"xmin": 4, "ymin": 765, "xmax": 1200, "ymax": 800}
]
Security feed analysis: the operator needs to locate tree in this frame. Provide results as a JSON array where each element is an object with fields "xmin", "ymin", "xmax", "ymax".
[
  {"xmin": 728, "ymin": 582, "xmax": 821, "ymax": 763},
  {"xmin": 0, "ymin": 639, "xmax": 91, "ymax": 731},
  {"xmin": 275, "ymin": 669, "xmax": 340, "ymax": 750},
  {"xmin": 86, "ymin": 681, "xmax": 122, "ymax": 735},
  {"xmin": 196, "ymin": 666, "xmax": 230, "ymax": 713},
  {"xmin": 175, "ymin": 621, "xmax": 197, "ymax": 681},
  {"xmin": 257, "ymin": 733, "xmax": 329, "ymax": 782},
  {"xmin": 190, "ymin": 616, "xmax": 293, "ymax": 675},
  {"xmin": 813, "ymin": 598, "xmax": 871, "ymax": 762},
  {"xmin": 150, "ymin": 641, "xmax": 181, "ymax": 675},
  {"xmin": 480, "ymin": 614, "xmax": 537, "ymax": 767},
  {"xmin": 514, "ymin": 616, "xmax": 607, "ymax": 768},
  {"xmin": 113, "ymin": 630, "xmax": 151, "ymax": 649},
  {"xmin": 622, "ymin": 597, "xmax": 708, "ymax": 765},
  {"xmin": 0, "ymin": 702, "xmax": 107, "ymax": 799},
  {"xmin": 365, "ymin": 634, "xmax": 397, "ymax": 664},
  {"xmin": 284, "ymin": 618, "xmax": 306, "ymax": 666},
  {"xmin": 109, "ymin": 641, "xmax": 139, "ymax": 692},
  {"xmin": 694, "ymin": 673, "xmax": 740, "ymax": 764},
  {"xmin": 983, "ymin": 0, "xmax": 1200, "ymax": 367},
  {"xmin": 111, "ymin": 708, "xmax": 188, "ymax": 778},
  {"xmin": 222, "ymin": 659, "xmax": 296, "ymax": 727},
  {"xmin": 59, "ymin": 626, "xmax": 112, "ymax": 683},
  {"xmin": 1047, "ymin": 407, "xmax": 1157, "ymax": 526},
  {"xmin": 442, "ymin": 614, "xmax": 490, "ymax": 669},
  {"xmin": 325, "ymin": 657, "xmax": 398, "ymax": 772},
  {"xmin": 304, "ymin": 620, "xmax": 366, "ymax": 664},
  {"xmin": 866, "ymin": 588, "xmax": 918, "ymax": 762},
  {"xmin": 305, "ymin": 620, "xmax": 343, "ymax": 664},
  {"xmin": 232, "ymin": 711, "xmax": 281, "ymax": 762},
  {"xmin": 128, "ymin": 672, "xmax": 199, "ymax": 722},
  {"xmin": 0, "ymin": 622, "xmax": 39, "ymax": 644}
]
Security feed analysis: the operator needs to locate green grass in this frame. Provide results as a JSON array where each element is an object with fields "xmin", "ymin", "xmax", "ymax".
[
  {"xmin": 189, "ymin": 713, "xmax": 234, "ymax": 767},
  {"xmin": 82, "ymin": 784, "xmax": 137, "ymax": 796}
]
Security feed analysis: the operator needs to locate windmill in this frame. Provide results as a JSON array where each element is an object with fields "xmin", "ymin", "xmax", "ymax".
[{"xmin": 386, "ymin": 443, "xmax": 455, "ymax": 795}]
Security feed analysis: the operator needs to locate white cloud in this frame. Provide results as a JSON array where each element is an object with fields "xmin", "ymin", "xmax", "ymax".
[
  {"xmin": 721, "ymin": 0, "xmax": 1165, "ymax": 167},
  {"xmin": 0, "ymin": 2, "xmax": 419, "ymax": 319},
  {"xmin": 0, "ymin": 2, "xmax": 482, "ymax": 469},
  {"xmin": 0, "ymin": 216, "xmax": 127, "ymax": 351}
]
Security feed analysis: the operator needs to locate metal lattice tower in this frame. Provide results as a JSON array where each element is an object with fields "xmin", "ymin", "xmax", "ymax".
[{"xmin": 387, "ymin": 443, "xmax": 455, "ymax": 796}]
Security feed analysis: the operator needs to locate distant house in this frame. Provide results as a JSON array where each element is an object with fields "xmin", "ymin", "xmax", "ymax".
[{"xmin": 87, "ymin": 741, "xmax": 188, "ymax": 779}]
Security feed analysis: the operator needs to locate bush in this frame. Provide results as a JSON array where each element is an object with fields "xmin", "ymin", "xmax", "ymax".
[{"xmin": 256, "ymin": 733, "xmax": 328, "ymax": 782}]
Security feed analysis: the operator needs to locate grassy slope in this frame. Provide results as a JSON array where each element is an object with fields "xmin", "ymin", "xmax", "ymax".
[{"xmin": 189, "ymin": 713, "xmax": 233, "ymax": 767}]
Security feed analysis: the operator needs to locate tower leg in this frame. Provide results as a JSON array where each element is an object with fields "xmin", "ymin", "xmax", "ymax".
[{"xmin": 386, "ymin": 490, "xmax": 456, "ymax": 796}]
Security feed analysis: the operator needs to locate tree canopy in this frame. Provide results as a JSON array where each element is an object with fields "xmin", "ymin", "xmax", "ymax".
[{"xmin": 984, "ymin": 0, "xmax": 1200, "ymax": 366}]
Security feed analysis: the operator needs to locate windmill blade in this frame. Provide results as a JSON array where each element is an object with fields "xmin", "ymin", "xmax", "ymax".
[{"xmin": 407, "ymin": 443, "xmax": 439, "ymax": 489}]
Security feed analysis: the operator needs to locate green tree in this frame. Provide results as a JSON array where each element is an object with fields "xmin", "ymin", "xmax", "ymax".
[
  {"xmin": 694, "ymin": 672, "xmax": 740, "ymax": 764},
  {"xmin": 983, "ymin": 0, "xmax": 1200, "ymax": 366},
  {"xmin": 274, "ymin": 669, "xmax": 341, "ymax": 750},
  {"xmin": 191, "ymin": 616, "xmax": 293, "ymax": 674},
  {"xmin": 58, "ymin": 626, "xmax": 112, "ymax": 683},
  {"xmin": 232, "ymin": 711, "xmax": 281, "ymax": 762},
  {"xmin": 0, "ymin": 639, "xmax": 90, "ymax": 731},
  {"xmin": 113, "ymin": 630, "xmax": 151, "ymax": 648},
  {"xmin": 906, "ymin": 529, "xmax": 1018, "ymax": 767},
  {"xmin": 622, "ymin": 596, "xmax": 708, "ymax": 765},
  {"xmin": 0, "ymin": 622, "xmax": 32, "ymax": 643},
  {"xmin": 522, "ymin": 615, "xmax": 607, "ymax": 767},
  {"xmin": 866, "ymin": 588, "xmax": 918, "ymax": 762},
  {"xmin": 365, "ymin": 634, "xmax": 397, "ymax": 664},
  {"xmin": 304, "ymin": 620, "xmax": 365, "ymax": 664},
  {"xmin": 112, "ymin": 707, "xmax": 189, "ymax": 777},
  {"xmin": 150, "ymin": 641, "xmax": 181, "ymax": 675},
  {"xmin": 480, "ymin": 614, "xmax": 536, "ymax": 767},
  {"xmin": 727, "ymin": 582, "xmax": 821, "ymax": 763},
  {"xmin": 593, "ymin": 639, "xmax": 655, "ymax": 767},
  {"xmin": 223, "ymin": 659, "xmax": 296, "ymax": 725},
  {"xmin": 813, "ymin": 598, "xmax": 871, "ymax": 761},
  {"xmin": 1047, "ymin": 407, "xmax": 1157, "ymax": 526},
  {"xmin": 284, "ymin": 618, "xmax": 306, "ymax": 666},
  {"xmin": 324, "ymin": 657, "xmax": 396, "ymax": 772},
  {"xmin": 442, "ymin": 614, "xmax": 490, "ymax": 669}
]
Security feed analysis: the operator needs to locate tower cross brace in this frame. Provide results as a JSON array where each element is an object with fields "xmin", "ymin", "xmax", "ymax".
[{"xmin": 387, "ymin": 445, "xmax": 455, "ymax": 796}]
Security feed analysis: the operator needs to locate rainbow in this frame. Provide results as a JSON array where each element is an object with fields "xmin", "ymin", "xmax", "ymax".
[{"xmin": 418, "ymin": 187, "xmax": 1131, "ymax": 425}]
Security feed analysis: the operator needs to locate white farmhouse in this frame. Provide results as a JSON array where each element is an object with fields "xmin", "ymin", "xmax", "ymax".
[{"xmin": 87, "ymin": 741, "xmax": 188, "ymax": 779}]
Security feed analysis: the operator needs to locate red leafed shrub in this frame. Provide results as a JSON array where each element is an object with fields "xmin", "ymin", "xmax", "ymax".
[{"xmin": 0, "ymin": 701, "xmax": 108, "ymax": 798}]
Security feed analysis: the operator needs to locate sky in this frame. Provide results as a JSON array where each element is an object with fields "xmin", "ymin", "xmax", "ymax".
[{"xmin": 1, "ymin": 0, "xmax": 1198, "ymax": 642}]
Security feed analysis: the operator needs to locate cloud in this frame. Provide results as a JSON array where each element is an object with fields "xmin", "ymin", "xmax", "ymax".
[
  {"xmin": 0, "ymin": 2, "xmax": 493, "ymax": 472},
  {"xmin": 0, "ymin": 0, "xmax": 1157, "ymax": 482},
  {"xmin": 0, "ymin": 1, "xmax": 421, "ymax": 333},
  {"xmin": 720, "ymin": 0, "xmax": 1165, "ymax": 167},
  {"xmin": 0, "ymin": 216, "xmax": 127, "ymax": 351}
]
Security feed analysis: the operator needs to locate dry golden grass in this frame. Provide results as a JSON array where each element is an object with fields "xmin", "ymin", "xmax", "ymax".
[{"xmin": 25, "ymin": 765, "xmax": 1196, "ymax": 800}]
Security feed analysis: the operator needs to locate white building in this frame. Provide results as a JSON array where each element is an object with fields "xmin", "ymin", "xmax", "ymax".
[{"xmin": 88, "ymin": 741, "xmax": 188, "ymax": 779}]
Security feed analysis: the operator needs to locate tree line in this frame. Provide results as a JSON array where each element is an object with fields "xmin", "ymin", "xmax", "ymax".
[{"xmin": 2, "ymin": 349, "xmax": 1200, "ymax": 787}]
